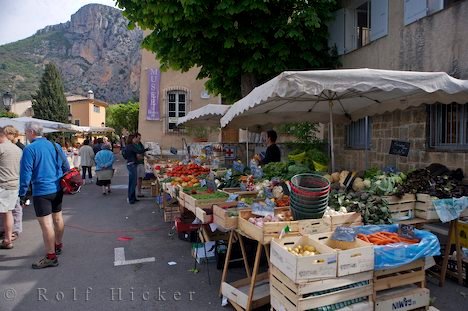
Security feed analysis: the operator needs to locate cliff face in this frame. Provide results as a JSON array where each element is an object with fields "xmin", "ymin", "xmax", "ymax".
[{"xmin": 0, "ymin": 4, "xmax": 143, "ymax": 103}]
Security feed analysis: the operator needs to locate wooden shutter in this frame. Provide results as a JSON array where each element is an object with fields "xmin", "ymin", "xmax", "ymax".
[{"xmin": 370, "ymin": 0, "xmax": 389, "ymax": 41}]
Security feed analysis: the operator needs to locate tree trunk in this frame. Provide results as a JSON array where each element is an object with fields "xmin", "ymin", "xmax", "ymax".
[{"xmin": 240, "ymin": 73, "xmax": 258, "ymax": 97}]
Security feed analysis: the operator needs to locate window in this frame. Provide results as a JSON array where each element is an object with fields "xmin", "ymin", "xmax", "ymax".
[
  {"xmin": 328, "ymin": 0, "xmax": 388, "ymax": 55},
  {"xmin": 345, "ymin": 117, "xmax": 372, "ymax": 149},
  {"xmin": 167, "ymin": 90, "xmax": 187, "ymax": 130},
  {"xmin": 93, "ymin": 105, "xmax": 100, "ymax": 113},
  {"xmin": 68, "ymin": 105, "xmax": 71, "ymax": 113},
  {"xmin": 428, "ymin": 103, "xmax": 468, "ymax": 150},
  {"xmin": 404, "ymin": 0, "xmax": 460, "ymax": 25},
  {"xmin": 74, "ymin": 120, "xmax": 80, "ymax": 126}
]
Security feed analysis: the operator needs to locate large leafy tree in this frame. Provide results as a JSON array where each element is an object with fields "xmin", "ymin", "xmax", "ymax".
[
  {"xmin": 32, "ymin": 63, "xmax": 69, "ymax": 122},
  {"xmin": 117, "ymin": 0, "xmax": 338, "ymax": 102},
  {"xmin": 106, "ymin": 101, "xmax": 139, "ymax": 135}
]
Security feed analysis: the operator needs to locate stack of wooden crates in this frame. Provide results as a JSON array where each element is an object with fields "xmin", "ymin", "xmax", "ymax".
[{"xmin": 270, "ymin": 233, "xmax": 375, "ymax": 311}]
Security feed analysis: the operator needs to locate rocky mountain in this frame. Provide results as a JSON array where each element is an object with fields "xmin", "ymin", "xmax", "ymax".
[{"xmin": 0, "ymin": 4, "xmax": 143, "ymax": 104}]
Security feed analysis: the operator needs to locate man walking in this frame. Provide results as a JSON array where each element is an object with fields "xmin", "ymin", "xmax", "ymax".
[
  {"xmin": 19, "ymin": 122, "xmax": 70, "ymax": 269},
  {"xmin": 0, "ymin": 126, "xmax": 22, "ymax": 249}
]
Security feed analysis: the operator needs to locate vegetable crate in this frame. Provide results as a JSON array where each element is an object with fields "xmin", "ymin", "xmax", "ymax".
[
  {"xmin": 373, "ymin": 259, "xmax": 426, "ymax": 307},
  {"xmin": 270, "ymin": 236, "xmax": 337, "ymax": 282},
  {"xmin": 184, "ymin": 193, "xmax": 229, "ymax": 214},
  {"xmin": 383, "ymin": 194, "xmax": 416, "ymax": 221},
  {"xmin": 415, "ymin": 194, "xmax": 439, "ymax": 220},
  {"xmin": 213, "ymin": 203, "xmax": 243, "ymax": 230},
  {"xmin": 238, "ymin": 208, "xmax": 301, "ymax": 244},
  {"xmin": 151, "ymin": 181, "xmax": 160, "ymax": 197},
  {"xmin": 298, "ymin": 218, "xmax": 331, "ymax": 236},
  {"xmin": 270, "ymin": 265, "xmax": 374, "ymax": 311},
  {"xmin": 220, "ymin": 188, "xmax": 259, "ymax": 198},
  {"xmin": 310, "ymin": 232, "xmax": 374, "ymax": 277},
  {"xmin": 195, "ymin": 207, "xmax": 214, "ymax": 224},
  {"xmin": 323, "ymin": 212, "xmax": 363, "ymax": 231},
  {"xmin": 164, "ymin": 210, "xmax": 181, "ymax": 222}
]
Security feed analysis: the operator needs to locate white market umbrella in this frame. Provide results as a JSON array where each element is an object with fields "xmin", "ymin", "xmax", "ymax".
[
  {"xmin": 220, "ymin": 68, "xmax": 468, "ymax": 171},
  {"xmin": 0, "ymin": 118, "xmax": 60, "ymax": 134},
  {"xmin": 177, "ymin": 104, "xmax": 230, "ymax": 126}
]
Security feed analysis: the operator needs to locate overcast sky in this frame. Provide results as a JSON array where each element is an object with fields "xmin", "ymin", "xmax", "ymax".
[{"xmin": 0, "ymin": 0, "xmax": 119, "ymax": 45}]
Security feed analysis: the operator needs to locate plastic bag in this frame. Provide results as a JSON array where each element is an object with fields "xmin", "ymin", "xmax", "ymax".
[
  {"xmin": 433, "ymin": 197, "xmax": 468, "ymax": 223},
  {"xmin": 355, "ymin": 224, "xmax": 440, "ymax": 270}
]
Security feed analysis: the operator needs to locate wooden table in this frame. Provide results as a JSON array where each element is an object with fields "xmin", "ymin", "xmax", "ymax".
[{"xmin": 219, "ymin": 230, "xmax": 270, "ymax": 311}]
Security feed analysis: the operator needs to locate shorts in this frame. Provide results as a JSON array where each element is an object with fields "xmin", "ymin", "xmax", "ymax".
[
  {"xmin": 0, "ymin": 188, "xmax": 17, "ymax": 213},
  {"xmin": 32, "ymin": 191, "xmax": 64, "ymax": 217},
  {"xmin": 137, "ymin": 164, "xmax": 145, "ymax": 179}
]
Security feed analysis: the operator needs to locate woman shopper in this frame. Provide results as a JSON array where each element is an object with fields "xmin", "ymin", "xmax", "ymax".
[
  {"xmin": 95, "ymin": 143, "xmax": 116, "ymax": 195},
  {"xmin": 125, "ymin": 134, "xmax": 146, "ymax": 204},
  {"xmin": 79, "ymin": 139, "xmax": 95, "ymax": 185}
]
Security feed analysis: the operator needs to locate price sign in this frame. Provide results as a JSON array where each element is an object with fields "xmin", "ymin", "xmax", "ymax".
[
  {"xmin": 331, "ymin": 226, "xmax": 358, "ymax": 242},
  {"xmin": 398, "ymin": 224, "xmax": 416, "ymax": 239},
  {"xmin": 389, "ymin": 140, "xmax": 411, "ymax": 157}
]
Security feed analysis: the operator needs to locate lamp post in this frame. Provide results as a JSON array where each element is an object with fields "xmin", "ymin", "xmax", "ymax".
[{"xmin": 2, "ymin": 92, "xmax": 13, "ymax": 112}]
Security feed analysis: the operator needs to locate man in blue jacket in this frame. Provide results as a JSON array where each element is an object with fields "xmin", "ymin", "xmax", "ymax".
[{"xmin": 19, "ymin": 122, "xmax": 70, "ymax": 269}]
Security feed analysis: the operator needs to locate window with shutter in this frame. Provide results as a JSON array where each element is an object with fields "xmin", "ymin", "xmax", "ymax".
[{"xmin": 370, "ymin": 0, "xmax": 389, "ymax": 41}]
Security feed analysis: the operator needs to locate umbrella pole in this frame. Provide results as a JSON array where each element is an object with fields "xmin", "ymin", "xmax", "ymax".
[
  {"xmin": 246, "ymin": 128, "xmax": 249, "ymax": 165},
  {"xmin": 329, "ymin": 101, "xmax": 335, "ymax": 172},
  {"xmin": 364, "ymin": 116, "xmax": 369, "ymax": 170}
]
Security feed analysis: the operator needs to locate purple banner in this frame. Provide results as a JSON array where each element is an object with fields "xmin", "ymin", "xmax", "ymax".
[{"xmin": 146, "ymin": 68, "xmax": 161, "ymax": 120}]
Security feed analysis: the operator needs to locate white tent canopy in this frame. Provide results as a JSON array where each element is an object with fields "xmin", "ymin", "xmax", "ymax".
[
  {"xmin": 177, "ymin": 104, "xmax": 230, "ymax": 126},
  {"xmin": 76, "ymin": 126, "xmax": 114, "ymax": 134},
  {"xmin": 12, "ymin": 117, "xmax": 80, "ymax": 132},
  {"xmin": 0, "ymin": 118, "xmax": 58, "ymax": 134},
  {"xmin": 220, "ymin": 68, "xmax": 468, "ymax": 170}
]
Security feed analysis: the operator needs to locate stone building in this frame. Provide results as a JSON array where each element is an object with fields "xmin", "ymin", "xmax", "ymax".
[{"xmin": 327, "ymin": 0, "xmax": 468, "ymax": 173}]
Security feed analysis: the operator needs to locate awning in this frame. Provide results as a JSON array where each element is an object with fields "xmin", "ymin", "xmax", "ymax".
[{"xmin": 177, "ymin": 104, "xmax": 230, "ymax": 127}]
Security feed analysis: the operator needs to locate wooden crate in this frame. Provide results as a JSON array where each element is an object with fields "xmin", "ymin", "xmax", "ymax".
[
  {"xmin": 238, "ymin": 208, "xmax": 301, "ymax": 244},
  {"xmin": 195, "ymin": 207, "xmax": 213, "ymax": 224},
  {"xmin": 270, "ymin": 236, "xmax": 337, "ymax": 282},
  {"xmin": 415, "ymin": 194, "xmax": 439, "ymax": 220},
  {"xmin": 164, "ymin": 210, "xmax": 181, "ymax": 222},
  {"xmin": 184, "ymin": 192, "xmax": 229, "ymax": 213},
  {"xmin": 383, "ymin": 194, "xmax": 416, "ymax": 221},
  {"xmin": 270, "ymin": 265, "xmax": 373, "ymax": 311},
  {"xmin": 375, "ymin": 287, "xmax": 430, "ymax": 311},
  {"xmin": 323, "ymin": 212, "xmax": 363, "ymax": 230},
  {"xmin": 221, "ymin": 188, "xmax": 259, "ymax": 198},
  {"xmin": 213, "ymin": 203, "xmax": 242, "ymax": 230},
  {"xmin": 199, "ymin": 225, "xmax": 230, "ymax": 241},
  {"xmin": 374, "ymin": 259, "xmax": 426, "ymax": 298},
  {"xmin": 221, "ymin": 273, "xmax": 270, "ymax": 310},
  {"xmin": 310, "ymin": 232, "xmax": 374, "ymax": 277},
  {"xmin": 298, "ymin": 218, "xmax": 331, "ymax": 235}
]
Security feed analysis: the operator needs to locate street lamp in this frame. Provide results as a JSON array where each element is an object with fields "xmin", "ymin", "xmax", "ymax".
[
  {"xmin": 2, "ymin": 92, "xmax": 13, "ymax": 112},
  {"xmin": 68, "ymin": 113, "xmax": 73, "ymax": 123}
]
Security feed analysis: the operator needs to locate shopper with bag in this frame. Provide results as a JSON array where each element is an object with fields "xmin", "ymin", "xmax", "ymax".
[
  {"xmin": 95, "ymin": 143, "xmax": 116, "ymax": 195},
  {"xmin": 79, "ymin": 139, "xmax": 95, "ymax": 185},
  {"xmin": 19, "ymin": 122, "xmax": 70, "ymax": 269}
]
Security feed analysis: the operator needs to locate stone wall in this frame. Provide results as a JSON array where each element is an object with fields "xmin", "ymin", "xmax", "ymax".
[{"xmin": 332, "ymin": 105, "xmax": 468, "ymax": 174}]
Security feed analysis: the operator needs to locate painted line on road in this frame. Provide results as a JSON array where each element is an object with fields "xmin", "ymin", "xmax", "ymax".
[{"xmin": 114, "ymin": 247, "xmax": 155, "ymax": 267}]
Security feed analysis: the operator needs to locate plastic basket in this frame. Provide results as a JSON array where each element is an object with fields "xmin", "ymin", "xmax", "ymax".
[{"xmin": 290, "ymin": 174, "xmax": 330, "ymax": 193}]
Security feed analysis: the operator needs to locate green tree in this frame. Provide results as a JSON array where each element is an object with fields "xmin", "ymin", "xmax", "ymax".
[
  {"xmin": 0, "ymin": 111, "xmax": 17, "ymax": 118},
  {"xmin": 117, "ymin": 0, "xmax": 339, "ymax": 102},
  {"xmin": 106, "ymin": 101, "xmax": 139, "ymax": 135},
  {"xmin": 31, "ymin": 63, "xmax": 69, "ymax": 122}
]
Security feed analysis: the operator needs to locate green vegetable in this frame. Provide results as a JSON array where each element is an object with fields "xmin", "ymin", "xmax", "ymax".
[{"xmin": 191, "ymin": 192, "xmax": 228, "ymax": 200}]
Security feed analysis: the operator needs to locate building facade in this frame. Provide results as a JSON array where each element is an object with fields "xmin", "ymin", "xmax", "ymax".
[
  {"xmin": 137, "ymin": 45, "xmax": 222, "ymax": 150},
  {"xmin": 67, "ymin": 91, "xmax": 107, "ymax": 127},
  {"xmin": 327, "ymin": 0, "xmax": 468, "ymax": 173}
]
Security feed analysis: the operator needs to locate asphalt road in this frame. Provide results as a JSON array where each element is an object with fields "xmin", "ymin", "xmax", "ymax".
[
  {"xmin": 0, "ymin": 158, "xmax": 229, "ymax": 311},
  {"xmin": 1, "ymin": 157, "xmax": 466, "ymax": 311}
]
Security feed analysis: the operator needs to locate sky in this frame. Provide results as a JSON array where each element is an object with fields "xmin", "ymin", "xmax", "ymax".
[{"xmin": 0, "ymin": 0, "xmax": 119, "ymax": 45}]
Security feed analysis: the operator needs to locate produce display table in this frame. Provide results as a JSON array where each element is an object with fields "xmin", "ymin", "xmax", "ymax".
[{"xmin": 220, "ymin": 229, "xmax": 271, "ymax": 311}]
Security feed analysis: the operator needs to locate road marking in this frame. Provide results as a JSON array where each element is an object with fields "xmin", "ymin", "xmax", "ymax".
[{"xmin": 114, "ymin": 247, "xmax": 155, "ymax": 266}]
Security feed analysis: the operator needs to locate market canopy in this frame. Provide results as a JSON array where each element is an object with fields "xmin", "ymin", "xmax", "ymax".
[
  {"xmin": 177, "ymin": 104, "xmax": 230, "ymax": 127},
  {"xmin": 220, "ymin": 68, "xmax": 468, "ymax": 170},
  {"xmin": 76, "ymin": 125, "xmax": 114, "ymax": 134},
  {"xmin": 0, "ymin": 118, "xmax": 58, "ymax": 134},
  {"xmin": 12, "ymin": 117, "xmax": 80, "ymax": 133}
]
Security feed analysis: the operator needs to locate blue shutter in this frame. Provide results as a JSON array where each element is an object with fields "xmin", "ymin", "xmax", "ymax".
[
  {"xmin": 328, "ymin": 9, "xmax": 345, "ymax": 55},
  {"xmin": 370, "ymin": 0, "xmax": 389, "ymax": 41},
  {"xmin": 428, "ymin": 0, "xmax": 444, "ymax": 14},
  {"xmin": 404, "ymin": 0, "xmax": 427, "ymax": 25}
]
